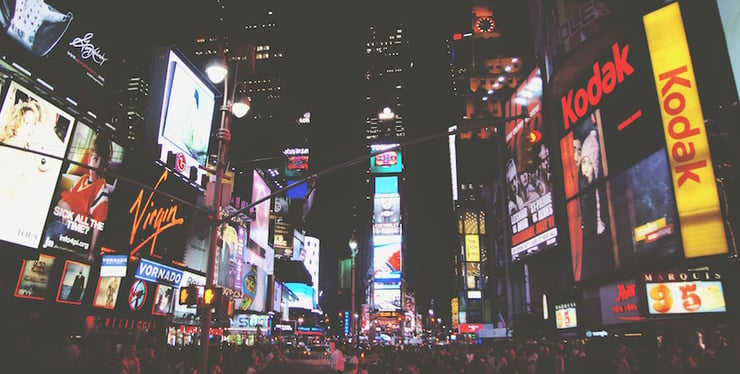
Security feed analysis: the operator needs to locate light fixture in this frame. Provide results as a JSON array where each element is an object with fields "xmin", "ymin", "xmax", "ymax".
[
  {"xmin": 206, "ymin": 54, "xmax": 228, "ymax": 84},
  {"xmin": 232, "ymin": 93, "xmax": 251, "ymax": 118}
]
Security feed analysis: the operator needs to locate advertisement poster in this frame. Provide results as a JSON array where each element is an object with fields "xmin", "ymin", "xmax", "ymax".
[
  {"xmin": 0, "ymin": 81, "xmax": 74, "ymax": 248},
  {"xmin": 374, "ymin": 282, "xmax": 401, "ymax": 312},
  {"xmin": 15, "ymin": 253, "xmax": 56, "ymax": 300},
  {"xmin": 92, "ymin": 276, "xmax": 121, "ymax": 309},
  {"xmin": 41, "ymin": 122, "xmax": 124, "ymax": 259},
  {"xmin": 556, "ymin": 28, "xmax": 684, "ymax": 282},
  {"xmin": 215, "ymin": 221, "xmax": 240, "ymax": 290},
  {"xmin": 250, "ymin": 170, "xmax": 271, "ymax": 251},
  {"xmin": 152, "ymin": 284, "xmax": 174, "ymax": 316},
  {"xmin": 56, "ymin": 260, "xmax": 90, "ymax": 304},
  {"xmin": 235, "ymin": 264, "xmax": 267, "ymax": 312},
  {"xmin": 504, "ymin": 68, "xmax": 558, "ymax": 260}
]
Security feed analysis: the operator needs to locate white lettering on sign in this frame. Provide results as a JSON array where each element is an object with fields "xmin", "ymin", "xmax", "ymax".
[{"xmin": 69, "ymin": 33, "xmax": 108, "ymax": 65}]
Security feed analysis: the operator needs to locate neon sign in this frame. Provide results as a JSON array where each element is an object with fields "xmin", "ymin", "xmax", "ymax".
[{"xmin": 128, "ymin": 171, "xmax": 185, "ymax": 259}]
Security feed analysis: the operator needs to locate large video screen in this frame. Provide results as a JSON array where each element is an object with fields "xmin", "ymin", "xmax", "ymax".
[
  {"xmin": 373, "ymin": 194, "xmax": 401, "ymax": 236},
  {"xmin": 159, "ymin": 50, "xmax": 216, "ymax": 167},
  {"xmin": 504, "ymin": 68, "xmax": 558, "ymax": 260},
  {"xmin": 0, "ymin": 81, "xmax": 74, "ymax": 249},
  {"xmin": 373, "ymin": 235, "xmax": 402, "ymax": 283},
  {"xmin": 373, "ymin": 282, "xmax": 401, "ymax": 312},
  {"xmin": 284, "ymin": 282, "xmax": 315, "ymax": 310},
  {"xmin": 41, "ymin": 122, "xmax": 125, "ymax": 259},
  {"xmin": 370, "ymin": 144, "xmax": 403, "ymax": 174}
]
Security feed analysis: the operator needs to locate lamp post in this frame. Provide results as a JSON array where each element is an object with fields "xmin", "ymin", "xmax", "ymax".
[
  {"xmin": 348, "ymin": 233, "xmax": 358, "ymax": 347},
  {"xmin": 199, "ymin": 47, "xmax": 251, "ymax": 374}
]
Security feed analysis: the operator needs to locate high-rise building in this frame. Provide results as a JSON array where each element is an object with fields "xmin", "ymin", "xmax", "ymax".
[{"xmin": 360, "ymin": 18, "xmax": 413, "ymax": 342}]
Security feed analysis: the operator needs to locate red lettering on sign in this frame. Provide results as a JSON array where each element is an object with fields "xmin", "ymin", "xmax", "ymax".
[
  {"xmin": 129, "ymin": 171, "xmax": 186, "ymax": 258},
  {"xmin": 561, "ymin": 43, "xmax": 634, "ymax": 130}
]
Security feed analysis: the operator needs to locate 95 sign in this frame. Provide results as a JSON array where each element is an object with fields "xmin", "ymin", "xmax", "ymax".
[{"xmin": 646, "ymin": 281, "xmax": 727, "ymax": 314}]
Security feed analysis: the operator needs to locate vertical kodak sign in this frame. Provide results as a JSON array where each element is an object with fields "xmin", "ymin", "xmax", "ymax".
[{"xmin": 644, "ymin": 3, "xmax": 728, "ymax": 258}]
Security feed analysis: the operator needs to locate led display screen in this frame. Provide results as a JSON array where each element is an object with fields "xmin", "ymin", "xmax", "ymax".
[
  {"xmin": 375, "ymin": 176, "xmax": 399, "ymax": 195},
  {"xmin": 284, "ymin": 282, "xmax": 315, "ymax": 310},
  {"xmin": 56, "ymin": 260, "xmax": 90, "ymax": 305},
  {"xmin": 158, "ymin": 50, "xmax": 216, "ymax": 167},
  {"xmin": 504, "ymin": 68, "xmax": 558, "ymax": 260},
  {"xmin": 41, "ymin": 122, "xmax": 125, "ymax": 259},
  {"xmin": 373, "ymin": 194, "xmax": 401, "ymax": 236},
  {"xmin": 370, "ymin": 144, "xmax": 403, "ymax": 174},
  {"xmin": 373, "ymin": 235, "xmax": 402, "ymax": 283},
  {"xmin": 373, "ymin": 282, "xmax": 401, "ymax": 312},
  {"xmin": 0, "ymin": 81, "xmax": 74, "ymax": 249},
  {"xmin": 15, "ymin": 253, "xmax": 56, "ymax": 300}
]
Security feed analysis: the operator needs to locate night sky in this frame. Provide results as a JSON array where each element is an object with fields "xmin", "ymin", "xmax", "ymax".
[{"xmin": 63, "ymin": 0, "xmax": 531, "ymax": 324}]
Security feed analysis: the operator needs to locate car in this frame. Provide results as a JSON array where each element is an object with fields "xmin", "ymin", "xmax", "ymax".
[
  {"xmin": 288, "ymin": 344, "xmax": 311, "ymax": 359},
  {"xmin": 309, "ymin": 343, "xmax": 330, "ymax": 359}
]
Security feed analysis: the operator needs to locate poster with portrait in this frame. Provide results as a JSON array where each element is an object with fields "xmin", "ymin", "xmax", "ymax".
[
  {"xmin": 41, "ymin": 122, "xmax": 125, "ymax": 259},
  {"xmin": 0, "ymin": 81, "xmax": 74, "ymax": 249},
  {"xmin": 92, "ymin": 276, "xmax": 121, "ymax": 310},
  {"xmin": 15, "ymin": 253, "xmax": 56, "ymax": 300},
  {"xmin": 504, "ymin": 68, "xmax": 559, "ymax": 261},
  {"xmin": 56, "ymin": 260, "xmax": 90, "ymax": 304},
  {"xmin": 152, "ymin": 284, "xmax": 174, "ymax": 316}
]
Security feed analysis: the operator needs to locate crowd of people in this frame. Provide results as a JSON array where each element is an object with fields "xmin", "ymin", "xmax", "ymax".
[{"xmin": 5, "ymin": 324, "xmax": 740, "ymax": 373}]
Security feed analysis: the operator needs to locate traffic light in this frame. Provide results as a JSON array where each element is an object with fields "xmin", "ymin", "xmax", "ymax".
[
  {"xmin": 217, "ymin": 297, "xmax": 234, "ymax": 319},
  {"xmin": 179, "ymin": 284, "xmax": 198, "ymax": 305},
  {"xmin": 202, "ymin": 286, "xmax": 222, "ymax": 307}
]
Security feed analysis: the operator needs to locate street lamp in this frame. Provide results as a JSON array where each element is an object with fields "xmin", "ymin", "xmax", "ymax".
[
  {"xmin": 200, "ymin": 46, "xmax": 251, "ymax": 374},
  {"xmin": 348, "ymin": 233, "xmax": 358, "ymax": 346}
]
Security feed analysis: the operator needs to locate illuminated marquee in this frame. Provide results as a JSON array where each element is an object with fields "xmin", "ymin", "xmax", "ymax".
[{"xmin": 644, "ymin": 3, "xmax": 728, "ymax": 258}]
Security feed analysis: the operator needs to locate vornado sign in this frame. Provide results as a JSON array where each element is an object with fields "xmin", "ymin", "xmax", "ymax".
[
  {"xmin": 644, "ymin": 3, "xmax": 727, "ymax": 258},
  {"xmin": 560, "ymin": 42, "xmax": 634, "ymax": 131}
]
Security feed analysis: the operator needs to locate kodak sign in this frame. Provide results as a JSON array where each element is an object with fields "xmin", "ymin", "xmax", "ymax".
[
  {"xmin": 561, "ymin": 42, "xmax": 634, "ymax": 131},
  {"xmin": 644, "ymin": 3, "xmax": 727, "ymax": 258}
]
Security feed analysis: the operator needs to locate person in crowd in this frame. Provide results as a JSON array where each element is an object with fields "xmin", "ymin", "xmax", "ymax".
[
  {"xmin": 330, "ymin": 341, "xmax": 345, "ymax": 372},
  {"xmin": 121, "ymin": 343, "xmax": 140, "ymax": 374}
]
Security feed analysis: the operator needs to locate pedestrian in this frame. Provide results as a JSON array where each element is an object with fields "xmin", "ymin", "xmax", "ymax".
[
  {"xmin": 330, "ymin": 342, "xmax": 345, "ymax": 372},
  {"xmin": 121, "ymin": 343, "xmax": 141, "ymax": 374}
]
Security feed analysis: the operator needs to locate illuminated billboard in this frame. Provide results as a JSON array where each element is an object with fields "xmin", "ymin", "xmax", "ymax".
[
  {"xmin": 644, "ymin": 2, "xmax": 727, "ymax": 258},
  {"xmin": 373, "ymin": 235, "xmax": 402, "ymax": 283},
  {"xmin": 373, "ymin": 194, "xmax": 401, "ymax": 235},
  {"xmin": 370, "ymin": 144, "xmax": 403, "ymax": 174},
  {"xmin": 0, "ymin": 81, "xmax": 74, "ymax": 249},
  {"xmin": 41, "ymin": 122, "xmax": 125, "ymax": 259},
  {"xmin": 143, "ymin": 47, "xmax": 218, "ymax": 184},
  {"xmin": 504, "ymin": 68, "xmax": 558, "ymax": 260},
  {"xmin": 250, "ymin": 170, "xmax": 271, "ymax": 251},
  {"xmin": 92, "ymin": 276, "xmax": 121, "ymax": 310},
  {"xmin": 554, "ymin": 302, "xmax": 578, "ymax": 330},
  {"xmin": 235, "ymin": 264, "xmax": 267, "ymax": 313},
  {"xmin": 373, "ymin": 282, "xmax": 401, "ymax": 312},
  {"xmin": 599, "ymin": 279, "xmax": 645, "ymax": 325},
  {"xmin": 15, "ymin": 253, "xmax": 56, "ymax": 300},
  {"xmin": 285, "ymin": 282, "xmax": 315, "ymax": 310},
  {"xmin": 215, "ymin": 219, "xmax": 246, "ymax": 293},
  {"xmin": 643, "ymin": 270, "xmax": 726, "ymax": 315},
  {"xmin": 56, "ymin": 260, "xmax": 91, "ymax": 305},
  {"xmin": 556, "ymin": 29, "xmax": 687, "ymax": 281}
]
